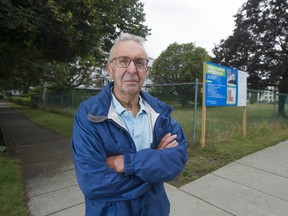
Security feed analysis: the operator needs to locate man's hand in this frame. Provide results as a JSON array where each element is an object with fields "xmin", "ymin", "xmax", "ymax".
[
  {"xmin": 106, "ymin": 155, "xmax": 124, "ymax": 173},
  {"xmin": 157, "ymin": 133, "xmax": 178, "ymax": 150}
]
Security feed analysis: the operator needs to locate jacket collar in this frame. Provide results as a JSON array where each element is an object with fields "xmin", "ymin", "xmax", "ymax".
[{"xmin": 87, "ymin": 82, "xmax": 173, "ymax": 122}]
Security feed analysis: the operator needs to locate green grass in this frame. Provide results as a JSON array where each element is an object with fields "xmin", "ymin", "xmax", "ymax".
[
  {"xmin": 10, "ymin": 105, "xmax": 74, "ymax": 138},
  {"xmin": 0, "ymin": 152, "xmax": 30, "ymax": 216}
]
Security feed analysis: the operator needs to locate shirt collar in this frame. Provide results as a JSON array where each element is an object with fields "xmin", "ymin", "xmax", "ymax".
[{"xmin": 111, "ymin": 93, "xmax": 147, "ymax": 116}]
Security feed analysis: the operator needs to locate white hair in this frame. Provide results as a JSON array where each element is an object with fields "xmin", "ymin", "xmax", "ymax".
[{"xmin": 108, "ymin": 33, "xmax": 147, "ymax": 61}]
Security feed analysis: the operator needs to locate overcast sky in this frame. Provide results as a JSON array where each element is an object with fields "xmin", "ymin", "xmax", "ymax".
[{"xmin": 141, "ymin": 0, "xmax": 247, "ymax": 59}]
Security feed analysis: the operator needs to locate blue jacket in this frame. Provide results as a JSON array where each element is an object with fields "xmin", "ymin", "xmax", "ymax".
[{"xmin": 72, "ymin": 82, "xmax": 187, "ymax": 216}]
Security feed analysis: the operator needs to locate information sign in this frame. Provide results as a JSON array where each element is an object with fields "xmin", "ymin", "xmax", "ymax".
[{"xmin": 205, "ymin": 62, "xmax": 246, "ymax": 107}]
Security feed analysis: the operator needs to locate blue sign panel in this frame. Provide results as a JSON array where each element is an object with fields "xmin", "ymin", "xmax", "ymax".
[{"xmin": 205, "ymin": 62, "xmax": 238, "ymax": 106}]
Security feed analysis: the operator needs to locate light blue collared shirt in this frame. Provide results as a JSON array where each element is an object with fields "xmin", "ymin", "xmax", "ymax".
[{"xmin": 111, "ymin": 94, "xmax": 151, "ymax": 151}]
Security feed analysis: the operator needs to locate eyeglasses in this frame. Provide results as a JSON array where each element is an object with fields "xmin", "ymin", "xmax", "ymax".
[{"xmin": 110, "ymin": 56, "xmax": 149, "ymax": 69}]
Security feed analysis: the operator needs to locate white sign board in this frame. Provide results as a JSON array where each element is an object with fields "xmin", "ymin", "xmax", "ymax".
[{"xmin": 237, "ymin": 70, "xmax": 247, "ymax": 106}]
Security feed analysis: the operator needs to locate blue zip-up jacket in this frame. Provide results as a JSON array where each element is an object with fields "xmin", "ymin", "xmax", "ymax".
[{"xmin": 72, "ymin": 82, "xmax": 187, "ymax": 216}]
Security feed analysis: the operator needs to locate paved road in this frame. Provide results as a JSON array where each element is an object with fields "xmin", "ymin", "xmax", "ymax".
[{"xmin": 1, "ymin": 102, "xmax": 288, "ymax": 216}]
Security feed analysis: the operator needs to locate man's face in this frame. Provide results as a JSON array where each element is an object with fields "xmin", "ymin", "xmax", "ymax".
[{"xmin": 107, "ymin": 40, "xmax": 148, "ymax": 98}]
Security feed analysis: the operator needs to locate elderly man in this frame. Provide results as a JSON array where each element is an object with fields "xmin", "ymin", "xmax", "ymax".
[{"xmin": 72, "ymin": 33, "xmax": 187, "ymax": 216}]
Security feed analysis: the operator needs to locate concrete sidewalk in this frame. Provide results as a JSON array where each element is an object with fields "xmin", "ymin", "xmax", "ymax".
[{"xmin": 1, "ymin": 101, "xmax": 288, "ymax": 216}]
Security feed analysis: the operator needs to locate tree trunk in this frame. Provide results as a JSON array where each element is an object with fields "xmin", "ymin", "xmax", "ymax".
[{"xmin": 278, "ymin": 94, "xmax": 287, "ymax": 117}]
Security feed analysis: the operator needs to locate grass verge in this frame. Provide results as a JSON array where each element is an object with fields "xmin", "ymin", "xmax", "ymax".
[
  {"xmin": 0, "ymin": 152, "xmax": 30, "ymax": 216},
  {"xmin": 170, "ymin": 128, "xmax": 288, "ymax": 187}
]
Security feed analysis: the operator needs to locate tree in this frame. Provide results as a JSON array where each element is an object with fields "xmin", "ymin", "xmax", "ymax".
[
  {"xmin": 45, "ymin": 59, "xmax": 94, "ymax": 91},
  {"xmin": 213, "ymin": 0, "xmax": 288, "ymax": 117},
  {"xmin": 150, "ymin": 42, "xmax": 210, "ymax": 107},
  {"xmin": 0, "ymin": 0, "xmax": 150, "ymax": 91}
]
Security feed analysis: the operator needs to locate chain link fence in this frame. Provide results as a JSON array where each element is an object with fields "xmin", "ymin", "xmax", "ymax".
[
  {"xmin": 29, "ymin": 83, "xmax": 288, "ymax": 146},
  {"xmin": 30, "ymin": 89, "xmax": 100, "ymax": 115}
]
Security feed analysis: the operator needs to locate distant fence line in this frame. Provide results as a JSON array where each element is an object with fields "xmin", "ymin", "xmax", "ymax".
[
  {"xmin": 28, "ymin": 83, "xmax": 287, "ymax": 146},
  {"xmin": 30, "ymin": 83, "xmax": 287, "ymax": 111}
]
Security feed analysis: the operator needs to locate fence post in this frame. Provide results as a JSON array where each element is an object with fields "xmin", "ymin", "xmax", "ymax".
[
  {"xmin": 200, "ymin": 62, "xmax": 207, "ymax": 147},
  {"xmin": 61, "ymin": 93, "xmax": 63, "ymax": 109},
  {"xmin": 242, "ymin": 106, "xmax": 247, "ymax": 138},
  {"xmin": 72, "ymin": 92, "xmax": 75, "ymax": 114},
  {"xmin": 192, "ymin": 78, "xmax": 198, "ymax": 147}
]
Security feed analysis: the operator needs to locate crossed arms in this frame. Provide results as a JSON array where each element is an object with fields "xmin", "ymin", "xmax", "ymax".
[{"xmin": 106, "ymin": 133, "xmax": 178, "ymax": 173}]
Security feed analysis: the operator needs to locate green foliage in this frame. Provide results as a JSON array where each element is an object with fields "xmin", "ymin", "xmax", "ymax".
[
  {"xmin": 213, "ymin": 0, "xmax": 288, "ymax": 116},
  {"xmin": 151, "ymin": 43, "xmax": 210, "ymax": 83},
  {"xmin": 45, "ymin": 59, "xmax": 94, "ymax": 91},
  {"xmin": 0, "ymin": 0, "xmax": 150, "ymax": 91},
  {"xmin": 6, "ymin": 96, "xmax": 31, "ymax": 107},
  {"xmin": 150, "ymin": 43, "xmax": 210, "ymax": 106}
]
